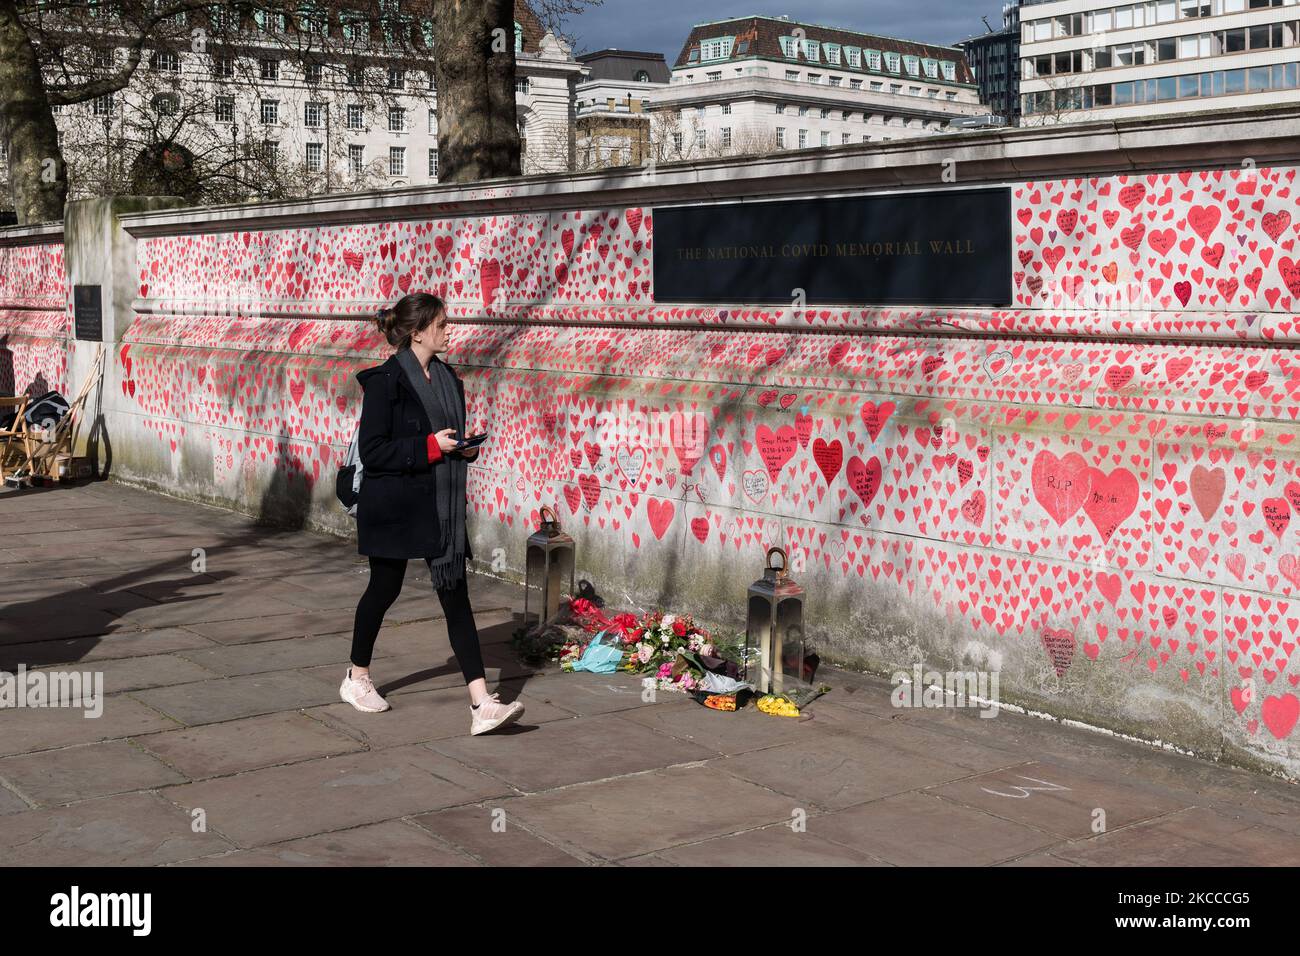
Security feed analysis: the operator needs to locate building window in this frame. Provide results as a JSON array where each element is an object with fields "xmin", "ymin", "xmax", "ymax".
[
  {"xmin": 152, "ymin": 93, "xmax": 178, "ymax": 115},
  {"xmin": 389, "ymin": 146, "xmax": 405, "ymax": 176},
  {"xmin": 347, "ymin": 65, "xmax": 365, "ymax": 87},
  {"xmin": 634, "ymin": 70, "xmax": 650, "ymax": 82},
  {"xmin": 516, "ymin": 77, "xmax": 530, "ymax": 94},
  {"xmin": 94, "ymin": 47, "xmax": 114, "ymax": 69},
  {"xmin": 797, "ymin": 104, "xmax": 808, "ymax": 116},
  {"xmin": 260, "ymin": 59, "xmax": 279, "ymax": 81},
  {"xmin": 798, "ymin": 129, "xmax": 807, "ymax": 148},
  {"xmin": 304, "ymin": 61, "xmax": 323, "ymax": 85},
  {"xmin": 849, "ymin": 78, "xmax": 862, "ymax": 90},
  {"xmin": 820, "ymin": 107, "xmax": 830, "ymax": 118},
  {"xmin": 786, "ymin": 70, "xmax": 799, "ymax": 81},
  {"xmin": 151, "ymin": 50, "xmax": 180, "ymax": 72},
  {"xmin": 721, "ymin": 127, "xmax": 732, "ymax": 148},
  {"xmin": 262, "ymin": 141, "xmax": 279, "ymax": 164},
  {"xmin": 306, "ymin": 142, "xmax": 323, "ymax": 173},
  {"xmin": 829, "ymin": 76, "xmax": 842, "ymax": 87},
  {"xmin": 776, "ymin": 127, "xmax": 785, "ymax": 147},
  {"xmin": 388, "ymin": 107, "xmax": 406, "ymax": 132},
  {"xmin": 807, "ymin": 73, "xmax": 822, "ymax": 84},
  {"xmin": 428, "ymin": 109, "xmax": 436, "ymax": 134},
  {"xmin": 260, "ymin": 99, "xmax": 279, "ymax": 125},
  {"xmin": 841, "ymin": 132, "xmax": 851, "ymax": 144},
  {"xmin": 884, "ymin": 52, "xmax": 901, "ymax": 73},
  {"xmin": 428, "ymin": 148, "xmax": 439, "ymax": 177},
  {"xmin": 215, "ymin": 96, "xmax": 234, "ymax": 124},
  {"xmin": 210, "ymin": 54, "xmax": 233, "ymax": 79},
  {"xmin": 305, "ymin": 102, "xmax": 325, "ymax": 128},
  {"xmin": 695, "ymin": 128, "xmax": 705, "ymax": 147},
  {"xmin": 775, "ymin": 103, "xmax": 786, "ymax": 114},
  {"xmin": 722, "ymin": 103, "xmax": 732, "ymax": 115},
  {"xmin": 672, "ymin": 131, "xmax": 683, "ymax": 152},
  {"xmin": 706, "ymin": 71, "xmax": 722, "ymax": 81},
  {"xmin": 700, "ymin": 37, "xmax": 734, "ymax": 60},
  {"xmin": 93, "ymin": 93, "xmax": 115, "ymax": 116},
  {"xmin": 349, "ymin": 144, "xmax": 365, "ymax": 176},
  {"xmin": 866, "ymin": 49, "xmax": 882, "ymax": 71},
  {"xmin": 820, "ymin": 130, "xmax": 830, "ymax": 146}
]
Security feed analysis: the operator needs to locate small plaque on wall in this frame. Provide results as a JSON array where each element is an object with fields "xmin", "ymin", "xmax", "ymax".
[{"xmin": 73, "ymin": 285, "xmax": 103, "ymax": 342}]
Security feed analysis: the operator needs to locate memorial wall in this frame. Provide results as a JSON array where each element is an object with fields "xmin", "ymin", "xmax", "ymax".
[{"xmin": 4, "ymin": 107, "xmax": 1300, "ymax": 776}]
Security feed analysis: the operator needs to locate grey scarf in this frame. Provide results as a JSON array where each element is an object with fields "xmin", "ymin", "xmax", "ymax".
[{"xmin": 396, "ymin": 347, "xmax": 468, "ymax": 591}]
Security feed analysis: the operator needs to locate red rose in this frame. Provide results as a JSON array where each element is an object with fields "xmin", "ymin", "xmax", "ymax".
[{"xmin": 672, "ymin": 620, "xmax": 687, "ymax": 637}]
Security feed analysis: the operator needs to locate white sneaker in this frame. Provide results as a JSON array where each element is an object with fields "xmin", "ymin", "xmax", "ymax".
[
  {"xmin": 470, "ymin": 692, "xmax": 524, "ymax": 736},
  {"xmin": 340, "ymin": 667, "xmax": 391, "ymax": 713}
]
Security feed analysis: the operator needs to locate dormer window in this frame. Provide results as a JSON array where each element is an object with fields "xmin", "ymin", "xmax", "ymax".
[{"xmin": 700, "ymin": 37, "xmax": 734, "ymax": 61}]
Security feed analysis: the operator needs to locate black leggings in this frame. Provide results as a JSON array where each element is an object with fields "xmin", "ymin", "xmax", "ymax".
[{"xmin": 350, "ymin": 556, "xmax": 486, "ymax": 684}]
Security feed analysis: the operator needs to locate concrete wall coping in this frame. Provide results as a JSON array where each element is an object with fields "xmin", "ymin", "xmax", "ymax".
[
  {"xmin": 115, "ymin": 103, "xmax": 1300, "ymax": 236},
  {"xmin": 0, "ymin": 222, "xmax": 65, "ymax": 247}
]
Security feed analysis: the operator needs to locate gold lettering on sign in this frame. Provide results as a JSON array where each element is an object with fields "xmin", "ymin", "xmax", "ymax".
[{"xmin": 675, "ymin": 239, "xmax": 977, "ymax": 260}]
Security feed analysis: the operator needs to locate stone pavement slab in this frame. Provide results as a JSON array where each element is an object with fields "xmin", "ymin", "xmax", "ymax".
[
  {"xmin": 163, "ymin": 744, "xmax": 512, "ymax": 847},
  {"xmin": 0, "ymin": 739, "xmax": 187, "ymax": 807},
  {"xmin": 133, "ymin": 712, "xmax": 367, "ymax": 779},
  {"xmin": 810, "ymin": 792, "xmax": 1060, "ymax": 866},
  {"xmin": 174, "ymin": 820, "xmax": 477, "ymax": 867},
  {"xmin": 409, "ymin": 805, "xmax": 586, "ymax": 866},
  {"xmin": 128, "ymin": 671, "xmax": 340, "ymax": 726},
  {"xmin": 0, "ymin": 791, "xmax": 233, "ymax": 865},
  {"xmin": 3, "ymin": 480, "xmax": 1300, "ymax": 867},
  {"xmin": 426, "ymin": 712, "xmax": 718, "ymax": 793},
  {"xmin": 0, "ymin": 696, "xmax": 179, "ymax": 758}
]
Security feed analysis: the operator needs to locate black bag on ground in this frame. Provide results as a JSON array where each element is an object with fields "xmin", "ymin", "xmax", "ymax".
[{"xmin": 24, "ymin": 391, "xmax": 70, "ymax": 431}]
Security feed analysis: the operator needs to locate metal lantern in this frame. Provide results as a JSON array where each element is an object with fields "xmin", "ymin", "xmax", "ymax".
[
  {"xmin": 524, "ymin": 505, "xmax": 576, "ymax": 628},
  {"xmin": 746, "ymin": 546, "xmax": 808, "ymax": 697}
]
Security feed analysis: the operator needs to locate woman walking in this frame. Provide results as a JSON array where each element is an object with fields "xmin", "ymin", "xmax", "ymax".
[{"xmin": 339, "ymin": 292, "xmax": 524, "ymax": 736}]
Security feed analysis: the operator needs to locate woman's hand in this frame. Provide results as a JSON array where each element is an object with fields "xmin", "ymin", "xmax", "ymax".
[
  {"xmin": 460, "ymin": 417, "xmax": 486, "ymax": 460},
  {"xmin": 434, "ymin": 427, "xmax": 459, "ymax": 454}
]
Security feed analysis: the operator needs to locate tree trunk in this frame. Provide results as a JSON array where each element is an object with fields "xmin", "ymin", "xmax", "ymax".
[
  {"xmin": 433, "ymin": 0, "xmax": 521, "ymax": 183},
  {"xmin": 0, "ymin": 0, "xmax": 66, "ymax": 223}
]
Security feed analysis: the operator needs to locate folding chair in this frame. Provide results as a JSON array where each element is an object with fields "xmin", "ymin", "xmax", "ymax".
[
  {"xmin": 29, "ymin": 344, "xmax": 104, "ymax": 483},
  {"xmin": 0, "ymin": 395, "xmax": 36, "ymax": 482}
]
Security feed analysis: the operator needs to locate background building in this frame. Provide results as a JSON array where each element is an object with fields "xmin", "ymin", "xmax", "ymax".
[
  {"xmin": 651, "ymin": 14, "xmax": 985, "ymax": 160},
  {"xmin": 1020, "ymin": 0, "xmax": 1300, "ymax": 122},
  {"xmin": 2, "ymin": 0, "xmax": 583, "ymax": 203},
  {"xmin": 574, "ymin": 49, "xmax": 669, "ymax": 169},
  {"xmin": 961, "ymin": 2, "xmax": 1024, "ymax": 124}
]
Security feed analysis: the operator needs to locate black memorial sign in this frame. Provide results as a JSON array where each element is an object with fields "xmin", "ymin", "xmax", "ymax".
[
  {"xmin": 73, "ymin": 284, "xmax": 103, "ymax": 341},
  {"xmin": 652, "ymin": 187, "xmax": 1011, "ymax": 306}
]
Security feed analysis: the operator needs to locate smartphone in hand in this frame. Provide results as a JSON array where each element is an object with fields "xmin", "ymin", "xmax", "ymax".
[{"xmin": 456, "ymin": 432, "xmax": 489, "ymax": 450}]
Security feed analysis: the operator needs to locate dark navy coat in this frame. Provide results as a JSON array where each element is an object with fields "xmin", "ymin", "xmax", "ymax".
[{"xmin": 354, "ymin": 354, "xmax": 473, "ymax": 561}]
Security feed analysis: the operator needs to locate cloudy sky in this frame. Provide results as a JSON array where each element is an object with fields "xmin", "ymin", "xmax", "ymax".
[{"xmin": 559, "ymin": 0, "xmax": 1000, "ymax": 61}]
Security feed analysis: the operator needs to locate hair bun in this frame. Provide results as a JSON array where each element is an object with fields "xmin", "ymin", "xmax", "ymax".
[{"xmin": 374, "ymin": 307, "xmax": 395, "ymax": 334}]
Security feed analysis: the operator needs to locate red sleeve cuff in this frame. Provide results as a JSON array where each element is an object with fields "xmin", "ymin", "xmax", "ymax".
[{"xmin": 426, "ymin": 433, "xmax": 443, "ymax": 463}]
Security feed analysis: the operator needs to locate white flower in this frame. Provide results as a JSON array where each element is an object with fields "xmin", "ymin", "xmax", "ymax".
[{"xmin": 662, "ymin": 614, "xmax": 677, "ymax": 628}]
